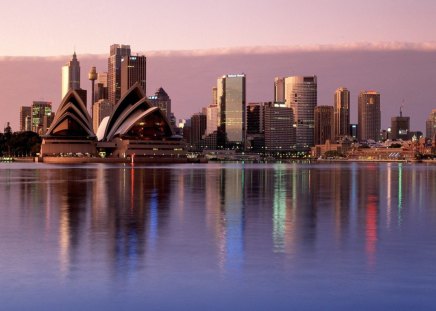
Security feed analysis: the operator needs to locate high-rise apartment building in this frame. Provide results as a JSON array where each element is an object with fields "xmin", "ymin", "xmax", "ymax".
[
  {"xmin": 61, "ymin": 52, "xmax": 80, "ymax": 99},
  {"xmin": 314, "ymin": 106, "xmax": 334, "ymax": 145},
  {"xmin": 334, "ymin": 87, "xmax": 350, "ymax": 140},
  {"xmin": 217, "ymin": 74, "xmax": 246, "ymax": 149},
  {"xmin": 274, "ymin": 77, "xmax": 285, "ymax": 103},
  {"xmin": 31, "ymin": 101, "xmax": 53, "ymax": 135},
  {"xmin": 264, "ymin": 102, "xmax": 294, "ymax": 151},
  {"xmin": 391, "ymin": 108, "xmax": 410, "ymax": 140},
  {"xmin": 19, "ymin": 106, "xmax": 32, "ymax": 132},
  {"xmin": 108, "ymin": 44, "xmax": 131, "ymax": 105},
  {"xmin": 284, "ymin": 76, "xmax": 317, "ymax": 149},
  {"xmin": 358, "ymin": 91, "xmax": 381, "ymax": 141},
  {"xmin": 121, "ymin": 55, "xmax": 147, "ymax": 95},
  {"xmin": 148, "ymin": 87, "xmax": 171, "ymax": 120},
  {"xmin": 426, "ymin": 109, "xmax": 436, "ymax": 139}
]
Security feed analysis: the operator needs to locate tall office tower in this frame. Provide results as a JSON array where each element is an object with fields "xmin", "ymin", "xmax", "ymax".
[
  {"xmin": 264, "ymin": 102, "xmax": 294, "ymax": 151},
  {"xmin": 217, "ymin": 74, "xmax": 246, "ymax": 149},
  {"xmin": 121, "ymin": 55, "xmax": 147, "ymax": 95},
  {"xmin": 314, "ymin": 106, "xmax": 334, "ymax": 145},
  {"xmin": 61, "ymin": 52, "xmax": 81, "ymax": 99},
  {"xmin": 93, "ymin": 99, "xmax": 113, "ymax": 133},
  {"xmin": 148, "ymin": 87, "xmax": 171, "ymax": 120},
  {"xmin": 334, "ymin": 87, "xmax": 350, "ymax": 140},
  {"xmin": 19, "ymin": 106, "xmax": 32, "ymax": 131},
  {"xmin": 96, "ymin": 72, "xmax": 108, "ymax": 100},
  {"xmin": 108, "ymin": 44, "xmax": 131, "ymax": 105},
  {"xmin": 189, "ymin": 113, "xmax": 207, "ymax": 150},
  {"xmin": 246, "ymin": 102, "xmax": 265, "ymax": 152},
  {"xmin": 391, "ymin": 107, "xmax": 410, "ymax": 140},
  {"xmin": 357, "ymin": 91, "xmax": 381, "ymax": 141},
  {"xmin": 426, "ymin": 109, "xmax": 436, "ymax": 139},
  {"xmin": 31, "ymin": 101, "xmax": 53, "ymax": 134},
  {"xmin": 274, "ymin": 77, "xmax": 285, "ymax": 103},
  {"xmin": 284, "ymin": 76, "xmax": 317, "ymax": 149}
]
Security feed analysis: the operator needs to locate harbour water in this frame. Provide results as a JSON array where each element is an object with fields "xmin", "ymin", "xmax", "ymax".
[{"xmin": 1, "ymin": 162, "xmax": 436, "ymax": 310}]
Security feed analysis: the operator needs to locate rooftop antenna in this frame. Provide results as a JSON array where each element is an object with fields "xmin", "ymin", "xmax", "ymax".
[{"xmin": 400, "ymin": 99, "xmax": 404, "ymax": 117}]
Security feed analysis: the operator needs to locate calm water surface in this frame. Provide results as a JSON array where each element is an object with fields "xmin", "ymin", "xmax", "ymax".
[{"xmin": 1, "ymin": 162, "xmax": 436, "ymax": 310}]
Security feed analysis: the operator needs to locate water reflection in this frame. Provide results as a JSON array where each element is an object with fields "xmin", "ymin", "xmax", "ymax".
[{"xmin": 2, "ymin": 162, "xmax": 436, "ymax": 308}]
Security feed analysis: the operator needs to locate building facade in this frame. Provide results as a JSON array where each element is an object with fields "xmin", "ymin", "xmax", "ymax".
[
  {"xmin": 314, "ymin": 106, "xmax": 334, "ymax": 145},
  {"xmin": 61, "ymin": 52, "xmax": 81, "ymax": 99},
  {"xmin": 108, "ymin": 44, "xmax": 131, "ymax": 105},
  {"xmin": 274, "ymin": 77, "xmax": 285, "ymax": 103},
  {"xmin": 357, "ymin": 91, "xmax": 381, "ymax": 141},
  {"xmin": 148, "ymin": 87, "xmax": 171, "ymax": 120},
  {"xmin": 217, "ymin": 74, "xmax": 246, "ymax": 149},
  {"xmin": 391, "ymin": 109, "xmax": 410, "ymax": 140},
  {"xmin": 31, "ymin": 101, "xmax": 53, "ymax": 135},
  {"xmin": 426, "ymin": 109, "xmax": 436, "ymax": 139},
  {"xmin": 284, "ymin": 76, "xmax": 317, "ymax": 150},
  {"xmin": 93, "ymin": 99, "xmax": 113, "ymax": 133},
  {"xmin": 264, "ymin": 102, "xmax": 294, "ymax": 151},
  {"xmin": 334, "ymin": 87, "xmax": 350, "ymax": 140},
  {"xmin": 121, "ymin": 55, "xmax": 147, "ymax": 95},
  {"xmin": 19, "ymin": 106, "xmax": 32, "ymax": 132}
]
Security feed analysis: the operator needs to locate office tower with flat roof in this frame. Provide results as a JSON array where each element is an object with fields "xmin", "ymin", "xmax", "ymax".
[
  {"xmin": 61, "ymin": 52, "xmax": 80, "ymax": 99},
  {"xmin": 189, "ymin": 113, "xmax": 207, "ymax": 150},
  {"xmin": 284, "ymin": 75, "xmax": 317, "ymax": 149},
  {"xmin": 264, "ymin": 102, "xmax": 294, "ymax": 151},
  {"xmin": 31, "ymin": 101, "xmax": 53, "ymax": 135},
  {"xmin": 274, "ymin": 77, "xmax": 285, "ymax": 103},
  {"xmin": 108, "ymin": 44, "xmax": 131, "ymax": 105},
  {"xmin": 314, "ymin": 106, "xmax": 334, "ymax": 145},
  {"xmin": 148, "ymin": 87, "xmax": 171, "ymax": 120},
  {"xmin": 217, "ymin": 74, "xmax": 246, "ymax": 149},
  {"xmin": 19, "ymin": 106, "xmax": 32, "ymax": 131},
  {"xmin": 334, "ymin": 87, "xmax": 350, "ymax": 140},
  {"xmin": 358, "ymin": 91, "xmax": 381, "ymax": 141},
  {"xmin": 426, "ymin": 109, "xmax": 436, "ymax": 139},
  {"xmin": 246, "ymin": 102, "xmax": 265, "ymax": 152},
  {"xmin": 391, "ymin": 107, "xmax": 410, "ymax": 140},
  {"xmin": 121, "ymin": 55, "xmax": 147, "ymax": 95}
]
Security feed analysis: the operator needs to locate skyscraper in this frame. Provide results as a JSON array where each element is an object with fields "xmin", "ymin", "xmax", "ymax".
[
  {"xmin": 148, "ymin": 87, "xmax": 171, "ymax": 120},
  {"xmin": 264, "ymin": 102, "xmax": 294, "ymax": 151},
  {"xmin": 108, "ymin": 44, "xmax": 131, "ymax": 105},
  {"xmin": 217, "ymin": 74, "xmax": 246, "ymax": 149},
  {"xmin": 391, "ymin": 107, "xmax": 410, "ymax": 140},
  {"xmin": 284, "ymin": 76, "xmax": 317, "ymax": 149},
  {"xmin": 314, "ymin": 106, "xmax": 334, "ymax": 145},
  {"xmin": 96, "ymin": 72, "xmax": 109, "ymax": 101},
  {"xmin": 31, "ymin": 101, "xmax": 53, "ymax": 134},
  {"xmin": 334, "ymin": 87, "xmax": 350, "ymax": 140},
  {"xmin": 358, "ymin": 91, "xmax": 381, "ymax": 141},
  {"xmin": 19, "ymin": 106, "xmax": 32, "ymax": 132},
  {"xmin": 61, "ymin": 52, "xmax": 80, "ymax": 99},
  {"xmin": 426, "ymin": 109, "xmax": 436, "ymax": 139},
  {"xmin": 93, "ymin": 99, "xmax": 112, "ymax": 133},
  {"xmin": 274, "ymin": 77, "xmax": 285, "ymax": 103},
  {"xmin": 121, "ymin": 55, "xmax": 147, "ymax": 95},
  {"xmin": 189, "ymin": 113, "xmax": 207, "ymax": 150}
]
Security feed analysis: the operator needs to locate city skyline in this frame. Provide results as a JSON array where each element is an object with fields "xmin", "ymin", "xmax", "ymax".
[{"xmin": 1, "ymin": 46, "xmax": 436, "ymax": 133}]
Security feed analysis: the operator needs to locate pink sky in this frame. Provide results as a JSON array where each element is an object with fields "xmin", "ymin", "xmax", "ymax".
[
  {"xmin": 0, "ymin": 1, "xmax": 435, "ymax": 132},
  {"xmin": 1, "ymin": 45, "xmax": 435, "ymax": 132}
]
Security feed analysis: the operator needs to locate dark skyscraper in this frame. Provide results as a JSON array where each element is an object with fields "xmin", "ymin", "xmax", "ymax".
[
  {"xmin": 334, "ymin": 87, "xmax": 350, "ymax": 140},
  {"xmin": 19, "ymin": 106, "xmax": 31, "ymax": 132},
  {"xmin": 391, "ymin": 107, "xmax": 410, "ymax": 140},
  {"xmin": 121, "ymin": 55, "xmax": 147, "ymax": 95},
  {"xmin": 264, "ymin": 102, "xmax": 294, "ymax": 151},
  {"xmin": 148, "ymin": 87, "xmax": 171, "ymax": 120},
  {"xmin": 314, "ymin": 105, "xmax": 334, "ymax": 145},
  {"xmin": 358, "ymin": 91, "xmax": 381, "ymax": 141},
  {"xmin": 108, "ymin": 44, "xmax": 131, "ymax": 105}
]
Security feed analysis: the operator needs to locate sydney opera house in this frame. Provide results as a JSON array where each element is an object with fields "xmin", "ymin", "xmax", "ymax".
[{"xmin": 40, "ymin": 83, "xmax": 187, "ymax": 162}]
